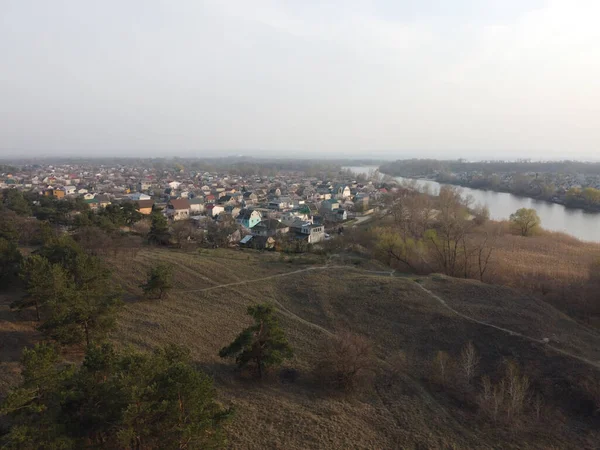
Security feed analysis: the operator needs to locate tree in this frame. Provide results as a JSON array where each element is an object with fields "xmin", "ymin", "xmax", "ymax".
[
  {"xmin": 426, "ymin": 186, "xmax": 473, "ymax": 277},
  {"xmin": 171, "ymin": 220, "xmax": 200, "ymax": 249},
  {"xmin": 432, "ymin": 350, "xmax": 451, "ymax": 385},
  {"xmin": 140, "ymin": 263, "xmax": 173, "ymax": 299},
  {"xmin": 14, "ymin": 255, "xmax": 70, "ymax": 321},
  {"xmin": 0, "ymin": 343, "xmax": 73, "ymax": 449},
  {"xmin": 148, "ymin": 210, "xmax": 170, "ymax": 245},
  {"xmin": 509, "ymin": 208, "xmax": 541, "ymax": 236},
  {"xmin": 219, "ymin": 304, "xmax": 293, "ymax": 378},
  {"xmin": 1, "ymin": 343, "xmax": 230, "ymax": 449},
  {"xmin": 1, "ymin": 189, "xmax": 32, "ymax": 216},
  {"xmin": 459, "ymin": 342, "xmax": 479, "ymax": 384},
  {"xmin": 0, "ymin": 210, "xmax": 22, "ymax": 243},
  {"xmin": 0, "ymin": 237, "xmax": 22, "ymax": 288},
  {"xmin": 375, "ymin": 228, "xmax": 425, "ymax": 272},
  {"xmin": 36, "ymin": 236, "xmax": 122, "ymax": 347},
  {"xmin": 472, "ymin": 204, "xmax": 490, "ymax": 226},
  {"xmin": 477, "ymin": 360, "xmax": 530, "ymax": 424},
  {"xmin": 316, "ymin": 332, "xmax": 374, "ymax": 392}
]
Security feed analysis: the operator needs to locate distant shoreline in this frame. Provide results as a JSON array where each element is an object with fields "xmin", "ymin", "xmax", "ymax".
[{"xmin": 378, "ymin": 169, "xmax": 600, "ymax": 214}]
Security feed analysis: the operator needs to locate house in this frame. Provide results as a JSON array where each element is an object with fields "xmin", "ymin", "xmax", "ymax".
[
  {"xmin": 168, "ymin": 181, "xmax": 181, "ymax": 190},
  {"xmin": 251, "ymin": 219, "xmax": 289, "ymax": 237},
  {"xmin": 354, "ymin": 193, "xmax": 370, "ymax": 210},
  {"xmin": 166, "ymin": 198, "xmax": 190, "ymax": 221},
  {"xmin": 64, "ymin": 186, "xmax": 76, "ymax": 195},
  {"xmin": 293, "ymin": 223, "xmax": 325, "ymax": 244},
  {"xmin": 137, "ymin": 199, "xmax": 154, "ymax": 215},
  {"xmin": 224, "ymin": 205, "xmax": 241, "ymax": 218},
  {"xmin": 280, "ymin": 210, "xmax": 312, "ymax": 227},
  {"xmin": 82, "ymin": 193, "xmax": 95, "ymax": 200},
  {"xmin": 205, "ymin": 204, "xmax": 224, "ymax": 218},
  {"xmin": 268, "ymin": 197, "xmax": 291, "ymax": 210},
  {"xmin": 320, "ymin": 199, "xmax": 340, "ymax": 213},
  {"xmin": 85, "ymin": 198, "xmax": 100, "ymax": 210},
  {"xmin": 240, "ymin": 235, "xmax": 276, "ymax": 250},
  {"xmin": 128, "ymin": 192, "xmax": 151, "ymax": 201},
  {"xmin": 333, "ymin": 208, "xmax": 348, "ymax": 222},
  {"xmin": 189, "ymin": 197, "xmax": 205, "ymax": 214},
  {"xmin": 332, "ymin": 184, "xmax": 352, "ymax": 199},
  {"xmin": 242, "ymin": 192, "xmax": 258, "ymax": 205},
  {"xmin": 44, "ymin": 188, "xmax": 65, "ymax": 199},
  {"xmin": 96, "ymin": 195, "xmax": 112, "ymax": 208},
  {"xmin": 236, "ymin": 209, "xmax": 262, "ymax": 229},
  {"xmin": 138, "ymin": 181, "xmax": 152, "ymax": 191}
]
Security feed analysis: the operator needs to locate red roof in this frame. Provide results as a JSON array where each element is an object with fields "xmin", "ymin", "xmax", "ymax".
[{"xmin": 168, "ymin": 198, "xmax": 190, "ymax": 210}]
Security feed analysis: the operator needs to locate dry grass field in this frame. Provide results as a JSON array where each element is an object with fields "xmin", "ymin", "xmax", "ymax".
[
  {"xmin": 3, "ymin": 247, "xmax": 600, "ymax": 449},
  {"xmin": 486, "ymin": 223, "xmax": 600, "ymax": 289}
]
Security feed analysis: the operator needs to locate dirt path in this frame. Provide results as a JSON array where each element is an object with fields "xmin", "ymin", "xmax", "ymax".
[
  {"xmin": 412, "ymin": 282, "xmax": 600, "ymax": 370},
  {"xmin": 171, "ymin": 263, "xmax": 599, "ymax": 370},
  {"xmin": 171, "ymin": 265, "xmax": 346, "ymax": 294},
  {"xmin": 170, "ymin": 264, "xmax": 473, "ymax": 439}
]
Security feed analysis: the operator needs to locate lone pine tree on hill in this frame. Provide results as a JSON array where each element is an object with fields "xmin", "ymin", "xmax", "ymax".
[
  {"xmin": 219, "ymin": 304, "xmax": 293, "ymax": 378},
  {"xmin": 140, "ymin": 263, "xmax": 173, "ymax": 299}
]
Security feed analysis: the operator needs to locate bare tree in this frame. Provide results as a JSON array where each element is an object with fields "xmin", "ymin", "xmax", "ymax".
[
  {"xmin": 479, "ymin": 375, "xmax": 505, "ymax": 423},
  {"xmin": 532, "ymin": 392, "xmax": 544, "ymax": 421},
  {"xmin": 505, "ymin": 361, "xmax": 530, "ymax": 421},
  {"xmin": 459, "ymin": 342, "xmax": 480, "ymax": 384},
  {"xmin": 433, "ymin": 350, "xmax": 451, "ymax": 385},
  {"xmin": 317, "ymin": 332, "xmax": 375, "ymax": 392},
  {"xmin": 478, "ymin": 361, "xmax": 531, "ymax": 425}
]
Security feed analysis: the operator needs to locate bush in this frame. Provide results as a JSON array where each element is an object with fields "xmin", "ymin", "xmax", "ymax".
[{"xmin": 316, "ymin": 332, "xmax": 375, "ymax": 392}]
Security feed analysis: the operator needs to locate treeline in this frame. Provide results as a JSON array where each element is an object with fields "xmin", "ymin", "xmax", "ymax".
[
  {"xmin": 565, "ymin": 187, "xmax": 600, "ymax": 208},
  {"xmin": 0, "ymin": 190, "xmax": 236, "ymax": 447},
  {"xmin": 1, "ymin": 343, "xmax": 229, "ymax": 449},
  {"xmin": 381, "ymin": 159, "xmax": 600, "ymax": 177},
  {"xmin": 322, "ymin": 183, "xmax": 600, "ymax": 324}
]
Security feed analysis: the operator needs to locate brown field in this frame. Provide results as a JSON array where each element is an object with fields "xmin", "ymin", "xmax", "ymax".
[
  {"xmin": 2, "ymin": 247, "xmax": 600, "ymax": 449},
  {"xmin": 486, "ymin": 222, "xmax": 600, "ymax": 288}
]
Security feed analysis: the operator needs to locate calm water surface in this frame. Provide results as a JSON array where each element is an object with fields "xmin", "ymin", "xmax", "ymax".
[{"xmin": 345, "ymin": 166, "xmax": 600, "ymax": 242}]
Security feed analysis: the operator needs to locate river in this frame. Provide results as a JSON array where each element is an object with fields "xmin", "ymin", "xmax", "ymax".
[{"xmin": 344, "ymin": 166, "xmax": 600, "ymax": 242}]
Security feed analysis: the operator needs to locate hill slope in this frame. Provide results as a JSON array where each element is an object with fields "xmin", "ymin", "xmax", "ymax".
[
  {"xmin": 108, "ymin": 249, "xmax": 600, "ymax": 449},
  {"xmin": 3, "ymin": 248, "xmax": 599, "ymax": 449}
]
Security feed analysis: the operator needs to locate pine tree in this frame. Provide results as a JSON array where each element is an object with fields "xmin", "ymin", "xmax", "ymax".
[
  {"xmin": 35, "ymin": 236, "xmax": 122, "ymax": 347},
  {"xmin": 13, "ymin": 255, "xmax": 70, "ymax": 321},
  {"xmin": 0, "ymin": 343, "xmax": 74, "ymax": 449},
  {"xmin": 140, "ymin": 263, "xmax": 173, "ymax": 299},
  {"xmin": 148, "ymin": 210, "xmax": 170, "ymax": 245},
  {"xmin": 0, "ymin": 237, "xmax": 22, "ymax": 289},
  {"xmin": 1, "ymin": 343, "xmax": 230, "ymax": 449},
  {"xmin": 219, "ymin": 304, "xmax": 293, "ymax": 378}
]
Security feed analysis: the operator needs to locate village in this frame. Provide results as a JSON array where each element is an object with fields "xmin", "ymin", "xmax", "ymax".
[{"xmin": 0, "ymin": 161, "xmax": 385, "ymax": 249}]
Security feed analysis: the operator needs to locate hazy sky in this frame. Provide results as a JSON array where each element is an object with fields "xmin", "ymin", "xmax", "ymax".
[{"xmin": 1, "ymin": 0, "xmax": 599, "ymax": 159}]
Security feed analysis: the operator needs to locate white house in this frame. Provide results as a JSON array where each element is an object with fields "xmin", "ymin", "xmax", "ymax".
[
  {"xmin": 298, "ymin": 223, "xmax": 325, "ymax": 244},
  {"xmin": 205, "ymin": 204, "xmax": 225, "ymax": 218},
  {"xmin": 165, "ymin": 198, "xmax": 190, "ymax": 221},
  {"xmin": 189, "ymin": 198, "xmax": 205, "ymax": 214}
]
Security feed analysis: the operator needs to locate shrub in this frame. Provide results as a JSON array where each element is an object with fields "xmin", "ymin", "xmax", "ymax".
[{"xmin": 316, "ymin": 332, "xmax": 375, "ymax": 392}]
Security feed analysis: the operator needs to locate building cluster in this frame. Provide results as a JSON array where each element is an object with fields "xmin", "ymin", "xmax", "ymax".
[{"xmin": 0, "ymin": 162, "xmax": 384, "ymax": 247}]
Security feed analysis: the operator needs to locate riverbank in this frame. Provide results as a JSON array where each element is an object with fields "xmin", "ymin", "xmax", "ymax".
[
  {"xmin": 378, "ymin": 169, "xmax": 600, "ymax": 214},
  {"xmin": 345, "ymin": 165, "xmax": 600, "ymax": 242}
]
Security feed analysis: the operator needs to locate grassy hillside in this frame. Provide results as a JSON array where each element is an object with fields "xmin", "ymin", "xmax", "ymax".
[{"xmin": 3, "ymin": 247, "xmax": 600, "ymax": 449}]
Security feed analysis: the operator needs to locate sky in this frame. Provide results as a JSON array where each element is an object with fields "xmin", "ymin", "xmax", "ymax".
[{"xmin": 1, "ymin": 0, "xmax": 599, "ymax": 160}]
